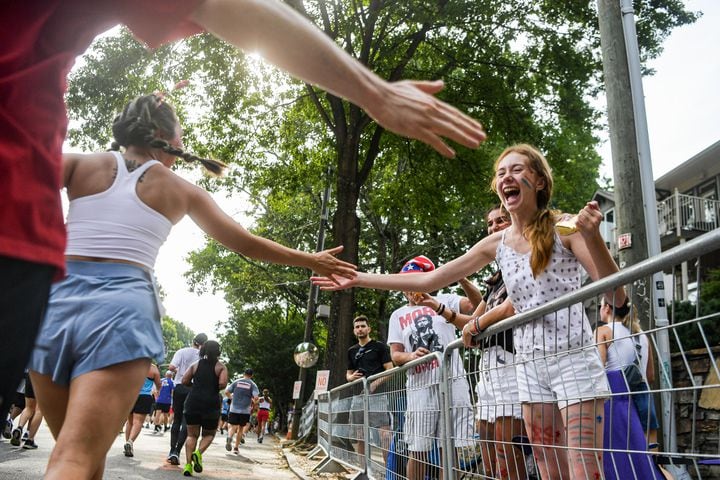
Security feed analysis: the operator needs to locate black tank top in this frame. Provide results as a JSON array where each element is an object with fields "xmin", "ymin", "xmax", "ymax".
[{"xmin": 184, "ymin": 359, "xmax": 221, "ymax": 414}]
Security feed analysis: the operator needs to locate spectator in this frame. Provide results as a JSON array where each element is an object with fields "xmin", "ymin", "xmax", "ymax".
[
  {"xmin": 312, "ymin": 144, "xmax": 627, "ymax": 480},
  {"xmin": 346, "ymin": 315, "xmax": 394, "ymax": 460},
  {"xmin": 385, "ymin": 257, "xmax": 477, "ymax": 480}
]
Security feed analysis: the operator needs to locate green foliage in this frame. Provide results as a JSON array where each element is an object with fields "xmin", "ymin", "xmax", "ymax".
[
  {"xmin": 670, "ymin": 268, "xmax": 720, "ymax": 352},
  {"xmin": 161, "ymin": 316, "xmax": 196, "ymax": 363},
  {"xmin": 218, "ymin": 304, "xmax": 309, "ymax": 405},
  {"xmin": 65, "ymin": 0, "xmax": 698, "ymax": 394}
]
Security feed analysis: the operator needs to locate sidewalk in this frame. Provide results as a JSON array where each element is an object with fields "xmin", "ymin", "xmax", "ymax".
[{"xmin": 0, "ymin": 423, "xmax": 298, "ymax": 479}]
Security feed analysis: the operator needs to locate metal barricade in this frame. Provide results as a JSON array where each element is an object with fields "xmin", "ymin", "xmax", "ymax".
[
  {"xmin": 317, "ymin": 392, "xmax": 331, "ymax": 454},
  {"xmin": 298, "ymin": 397, "xmax": 318, "ymax": 440},
  {"xmin": 312, "ymin": 229, "xmax": 720, "ymax": 480}
]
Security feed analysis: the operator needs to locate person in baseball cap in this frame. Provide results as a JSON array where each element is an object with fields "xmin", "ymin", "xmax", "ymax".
[
  {"xmin": 193, "ymin": 333, "xmax": 208, "ymax": 346},
  {"xmin": 400, "ymin": 255, "xmax": 436, "ymax": 274}
]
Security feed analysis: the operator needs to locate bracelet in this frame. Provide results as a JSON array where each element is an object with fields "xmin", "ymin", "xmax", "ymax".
[
  {"xmin": 446, "ymin": 309, "xmax": 457, "ymax": 324},
  {"xmin": 436, "ymin": 303, "xmax": 446, "ymax": 315},
  {"xmin": 473, "ymin": 316, "xmax": 485, "ymax": 335}
]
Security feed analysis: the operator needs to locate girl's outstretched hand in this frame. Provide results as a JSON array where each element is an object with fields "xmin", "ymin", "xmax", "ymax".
[
  {"xmin": 310, "ymin": 246, "xmax": 357, "ymax": 281},
  {"xmin": 310, "ymin": 273, "xmax": 358, "ymax": 290}
]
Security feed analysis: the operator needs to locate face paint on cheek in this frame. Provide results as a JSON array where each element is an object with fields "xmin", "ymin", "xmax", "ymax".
[{"xmin": 521, "ymin": 177, "xmax": 533, "ymax": 189}]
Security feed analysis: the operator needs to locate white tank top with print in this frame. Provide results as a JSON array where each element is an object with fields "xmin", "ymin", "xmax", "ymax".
[{"xmin": 496, "ymin": 230, "xmax": 594, "ymax": 355}]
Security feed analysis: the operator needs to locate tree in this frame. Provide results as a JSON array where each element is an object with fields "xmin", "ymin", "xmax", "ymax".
[
  {"xmin": 65, "ymin": 0, "xmax": 698, "ymax": 390},
  {"xmin": 670, "ymin": 268, "xmax": 720, "ymax": 352},
  {"xmin": 161, "ymin": 316, "xmax": 197, "ymax": 363}
]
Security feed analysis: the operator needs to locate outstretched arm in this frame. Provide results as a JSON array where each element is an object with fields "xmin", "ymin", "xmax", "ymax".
[
  {"xmin": 186, "ymin": 184, "xmax": 356, "ymax": 280},
  {"xmin": 312, "ymin": 232, "xmax": 500, "ymax": 292},
  {"xmin": 191, "ymin": 0, "xmax": 485, "ymax": 157}
]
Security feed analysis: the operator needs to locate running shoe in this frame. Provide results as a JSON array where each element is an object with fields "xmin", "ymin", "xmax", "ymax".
[
  {"xmin": 191, "ymin": 449, "xmax": 203, "ymax": 473},
  {"xmin": 10, "ymin": 428, "xmax": 22, "ymax": 447},
  {"xmin": 3, "ymin": 420, "xmax": 12, "ymax": 439},
  {"xmin": 232, "ymin": 448, "xmax": 239, "ymax": 455},
  {"xmin": 123, "ymin": 441, "xmax": 134, "ymax": 457},
  {"xmin": 257, "ymin": 436, "xmax": 263, "ymax": 444},
  {"xmin": 183, "ymin": 463, "xmax": 193, "ymax": 476},
  {"xmin": 168, "ymin": 452, "xmax": 180, "ymax": 465},
  {"xmin": 22, "ymin": 439, "xmax": 38, "ymax": 450},
  {"xmin": 225, "ymin": 436, "xmax": 232, "ymax": 451},
  {"xmin": 240, "ymin": 436, "xmax": 245, "ymax": 444},
  {"xmin": 22, "ymin": 431, "xmax": 28, "ymax": 440}
]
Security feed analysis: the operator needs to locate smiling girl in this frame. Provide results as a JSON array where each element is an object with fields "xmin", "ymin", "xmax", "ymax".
[{"xmin": 312, "ymin": 144, "xmax": 626, "ymax": 479}]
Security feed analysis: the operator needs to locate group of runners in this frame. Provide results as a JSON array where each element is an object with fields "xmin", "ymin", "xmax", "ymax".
[{"xmin": 116, "ymin": 333, "xmax": 274, "ymax": 476}]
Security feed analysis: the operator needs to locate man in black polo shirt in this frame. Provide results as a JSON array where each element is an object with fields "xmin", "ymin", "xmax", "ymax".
[{"xmin": 346, "ymin": 315, "xmax": 393, "ymax": 459}]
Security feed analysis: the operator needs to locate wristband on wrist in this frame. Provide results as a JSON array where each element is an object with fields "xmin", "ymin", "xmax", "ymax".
[
  {"xmin": 473, "ymin": 316, "xmax": 485, "ymax": 335},
  {"xmin": 436, "ymin": 303, "xmax": 446, "ymax": 315}
]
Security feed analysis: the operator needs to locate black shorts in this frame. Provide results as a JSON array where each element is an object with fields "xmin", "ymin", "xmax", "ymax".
[
  {"xmin": 13, "ymin": 392, "xmax": 26, "ymax": 410},
  {"xmin": 184, "ymin": 413, "xmax": 219, "ymax": 430},
  {"xmin": 221, "ymin": 413, "xmax": 228, "ymax": 422},
  {"xmin": 132, "ymin": 394, "xmax": 154, "ymax": 415},
  {"xmin": 155, "ymin": 402, "xmax": 171, "ymax": 413},
  {"xmin": 0, "ymin": 257, "xmax": 53, "ymax": 420},
  {"xmin": 228, "ymin": 412, "xmax": 250, "ymax": 427},
  {"xmin": 23, "ymin": 373, "xmax": 35, "ymax": 400}
]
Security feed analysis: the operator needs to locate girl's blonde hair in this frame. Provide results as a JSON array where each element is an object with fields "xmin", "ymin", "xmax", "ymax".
[{"xmin": 491, "ymin": 144, "xmax": 557, "ymax": 277}]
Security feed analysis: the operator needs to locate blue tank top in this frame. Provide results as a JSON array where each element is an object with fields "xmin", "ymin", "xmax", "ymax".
[{"xmin": 139, "ymin": 377, "xmax": 154, "ymax": 396}]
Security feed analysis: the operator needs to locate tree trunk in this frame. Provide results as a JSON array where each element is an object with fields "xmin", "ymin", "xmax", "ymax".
[{"xmin": 325, "ymin": 136, "xmax": 361, "ymax": 388}]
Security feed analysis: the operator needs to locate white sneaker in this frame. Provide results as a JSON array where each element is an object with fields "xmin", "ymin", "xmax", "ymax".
[{"xmin": 123, "ymin": 441, "xmax": 134, "ymax": 457}]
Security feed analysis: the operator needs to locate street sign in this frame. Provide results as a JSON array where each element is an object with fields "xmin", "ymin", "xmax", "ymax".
[{"xmin": 618, "ymin": 232, "xmax": 632, "ymax": 250}]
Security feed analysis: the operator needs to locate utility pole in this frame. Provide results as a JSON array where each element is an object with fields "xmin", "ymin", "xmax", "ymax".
[
  {"xmin": 290, "ymin": 167, "xmax": 332, "ymax": 440},
  {"xmin": 597, "ymin": 0, "xmax": 650, "ymax": 322},
  {"xmin": 597, "ymin": 1, "xmax": 681, "ymax": 476}
]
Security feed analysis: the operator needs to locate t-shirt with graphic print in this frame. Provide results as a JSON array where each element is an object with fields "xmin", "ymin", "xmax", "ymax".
[
  {"xmin": 387, "ymin": 293, "xmax": 466, "ymax": 388},
  {"xmin": 496, "ymin": 230, "xmax": 593, "ymax": 355}
]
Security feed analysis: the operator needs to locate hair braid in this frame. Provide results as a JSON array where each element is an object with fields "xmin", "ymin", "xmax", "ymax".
[{"xmin": 112, "ymin": 94, "xmax": 226, "ymax": 176}]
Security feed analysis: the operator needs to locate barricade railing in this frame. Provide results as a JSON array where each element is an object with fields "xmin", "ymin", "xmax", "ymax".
[
  {"xmin": 317, "ymin": 392, "xmax": 331, "ymax": 452},
  {"xmin": 298, "ymin": 396, "xmax": 317, "ymax": 440},
  {"xmin": 306, "ymin": 229, "xmax": 720, "ymax": 480}
]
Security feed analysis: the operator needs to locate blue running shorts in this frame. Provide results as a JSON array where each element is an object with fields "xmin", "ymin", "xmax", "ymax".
[{"xmin": 30, "ymin": 261, "xmax": 164, "ymax": 385}]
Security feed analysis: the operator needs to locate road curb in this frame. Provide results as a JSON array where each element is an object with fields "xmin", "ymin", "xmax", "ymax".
[{"xmin": 282, "ymin": 448, "xmax": 314, "ymax": 480}]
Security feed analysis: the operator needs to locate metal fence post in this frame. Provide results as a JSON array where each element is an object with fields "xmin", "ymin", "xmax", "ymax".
[{"xmin": 440, "ymin": 350, "xmax": 455, "ymax": 480}]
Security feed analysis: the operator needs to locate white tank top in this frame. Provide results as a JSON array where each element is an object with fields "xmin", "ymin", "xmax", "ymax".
[
  {"xmin": 604, "ymin": 321, "xmax": 649, "ymax": 374},
  {"xmin": 496, "ymin": 230, "xmax": 594, "ymax": 355},
  {"xmin": 65, "ymin": 152, "xmax": 173, "ymax": 269}
]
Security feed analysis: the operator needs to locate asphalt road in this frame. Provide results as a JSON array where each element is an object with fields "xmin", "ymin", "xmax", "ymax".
[{"xmin": 0, "ymin": 423, "xmax": 298, "ymax": 479}]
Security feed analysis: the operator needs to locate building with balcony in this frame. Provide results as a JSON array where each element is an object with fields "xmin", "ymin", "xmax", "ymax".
[{"xmin": 593, "ymin": 139, "xmax": 720, "ymax": 302}]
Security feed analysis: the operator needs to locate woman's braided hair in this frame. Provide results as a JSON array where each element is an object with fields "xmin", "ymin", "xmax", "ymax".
[{"xmin": 111, "ymin": 94, "xmax": 226, "ymax": 176}]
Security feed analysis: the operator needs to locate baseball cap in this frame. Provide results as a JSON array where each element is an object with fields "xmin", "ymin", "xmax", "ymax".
[
  {"xmin": 193, "ymin": 333, "xmax": 208, "ymax": 345},
  {"xmin": 400, "ymin": 255, "xmax": 435, "ymax": 273},
  {"xmin": 244, "ymin": 368, "xmax": 254, "ymax": 375}
]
